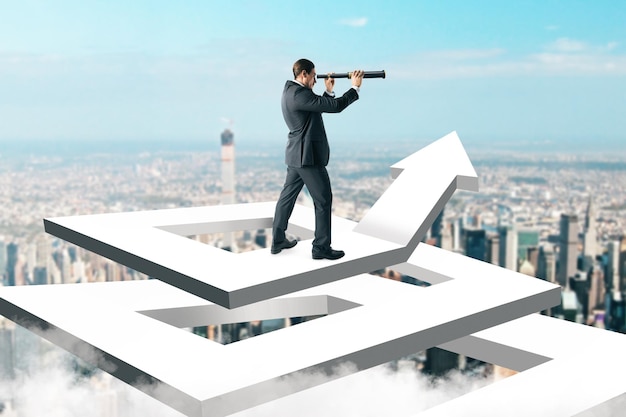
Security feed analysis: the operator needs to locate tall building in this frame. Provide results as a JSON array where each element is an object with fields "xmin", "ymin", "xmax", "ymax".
[
  {"xmin": 607, "ymin": 240, "xmax": 621, "ymax": 293},
  {"xmin": 424, "ymin": 347, "xmax": 459, "ymax": 376},
  {"xmin": 558, "ymin": 214, "xmax": 579, "ymax": 287},
  {"xmin": 588, "ymin": 264, "xmax": 605, "ymax": 319},
  {"xmin": 606, "ymin": 291, "xmax": 625, "ymax": 331},
  {"xmin": 6, "ymin": 242, "xmax": 18, "ymax": 286},
  {"xmin": 440, "ymin": 221, "xmax": 453, "ymax": 251},
  {"xmin": 570, "ymin": 272, "xmax": 589, "ymax": 323},
  {"xmin": 33, "ymin": 266, "xmax": 48, "ymax": 285},
  {"xmin": 221, "ymin": 128, "xmax": 236, "ymax": 251},
  {"xmin": 620, "ymin": 238, "xmax": 626, "ymax": 296},
  {"xmin": 526, "ymin": 246, "xmax": 539, "ymax": 273},
  {"xmin": 451, "ymin": 218, "xmax": 461, "ymax": 251},
  {"xmin": 498, "ymin": 225, "xmax": 518, "ymax": 271},
  {"xmin": 60, "ymin": 248, "xmax": 72, "ymax": 283},
  {"xmin": 35, "ymin": 234, "xmax": 50, "ymax": 268},
  {"xmin": 583, "ymin": 196, "xmax": 598, "ymax": 268},
  {"xmin": 486, "ymin": 234, "xmax": 500, "ymax": 265},
  {"xmin": 537, "ymin": 244, "xmax": 556, "ymax": 283},
  {"xmin": 464, "ymin": 228, "xmax": 487, "ymax": 261}
]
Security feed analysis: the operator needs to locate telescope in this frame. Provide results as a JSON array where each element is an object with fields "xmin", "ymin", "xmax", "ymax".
[{"xmin": 317, "ymin": 70, "xmax": 386, "ymax": 79}]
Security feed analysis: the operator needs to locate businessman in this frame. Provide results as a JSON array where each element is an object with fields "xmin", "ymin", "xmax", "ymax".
[{"xmin": 271, "ymin": 58, "xmax": 364, "ymax": 260}]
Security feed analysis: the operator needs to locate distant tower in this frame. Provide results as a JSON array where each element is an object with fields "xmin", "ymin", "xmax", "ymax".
[
  {"xmin": 588, "ymin": 264, "xmax": 605, "ymax": 317},
  {"xmin": 33, "ymin": 267, "xmax": 47, "ymax": 285},
  {"xmin": 35, "ymin": 234, "xmax": 50, "ymax": 285},
  {"xmin": 583, "ymin": 196, "xmax": 598, "ymax": 268},
  {"xmin": 6, "ymin": 242, "xmax": 18, "ymax": 286},
  {"xmin": 498, "ymin": 225, "xmax": 518, "ymax": 271},
  {"xmin": 440, "ymin": 222, "xmax": 453, "ymax": 251},
  {"xmin": 620, "ymin": 238, "xmax": 626, "ymax": 296},
  {"xmin": 221, "ymin": 128, "xmax": 236, "ymax": 251},
  {"xmin": 35, "ymin": 234, "xmax": 50, "ymax": 269},
  {"xmin": 607, "ymin": 240, "xmax": 621, "ymax": 292},
  {"xmin": 558, "ymin": 214, "xmax": 579, "ymax": 288},
  {"xmin": 537, "ymin": 244, "xmax": 556, "ymax": 283},
  {"xmin": 61, "ymin": 248, "xmax": 72, "ymax": 283},
  {"xmin": 486, "ymin": 234, "xmax": 500, "ymax": 265},
  {"xmin": 452, "ymin": 218, "xmax": 462, "ymax": 252}
]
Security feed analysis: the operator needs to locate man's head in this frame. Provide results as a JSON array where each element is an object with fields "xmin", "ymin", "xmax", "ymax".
[{"xmin": 293, "ymin": 58, "xmax": 316, "ymax": 89}]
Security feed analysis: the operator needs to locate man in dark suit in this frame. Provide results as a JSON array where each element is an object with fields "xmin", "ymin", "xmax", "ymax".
[{"xmin": 271, "ymin": 58, "xmax": 364, "ymax": 260}]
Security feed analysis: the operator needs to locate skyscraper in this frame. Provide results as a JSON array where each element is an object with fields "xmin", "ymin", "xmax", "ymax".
[
  {"xmin": 440, "ymin": 221, "xmax": 453, "ymax": 251},
  {"xmin": 620, "ymin": 238, "xmax": 626, "ymax": 296},
  {"xmin": 558, "ymin": 214, "xmax": 579, "ymax": 287},
  {"xmin": 498, "ymin": 225, "xmax": 518, "ymax": 271},
  {"xmin": 221, "ymin": 128, "xmax": 236, "ymax": 251},
  {"xmin": 33, "ymin": 266, "xmax": 47, "ymax": 285},
  {"xmin": 486, "ymin": 234, "xmax": 500, "ymax": 265},
  {"xmin": 607, "ymin": 240, "xmax": 621, "ymax": 293},
  {"xmin": 588, "ymin": 265, "xmax": 605, "ymax": 319},
  {"xmin": 6, "ymin": 242, "xmax": 18, "ymax": 286},
  {"xmin": 452, "ymin": 218, "xmax": 462, "ymax": 252},
  {"xmin": 537, "ymin": 244, "xmax": 556, "ymax": 283},
  {"xmin": 583, "ymin": 196, "xmax": 598, "ymax": 269},
  {"xmin": 464, "ymin": 228, "xmax": 487, "ymax": 261}
]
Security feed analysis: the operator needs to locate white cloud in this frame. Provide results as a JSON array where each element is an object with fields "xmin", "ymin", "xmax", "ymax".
[
  {"xmin": 338, "ymin": 17, "xmax": 368, "ymax": 27},
  {"xmin": 547, "ymin": 37, "xmax": 589, "ymax": 53},
  {"xmin": 232, "ymin": 362, "xmax": 494, "ymax": 417},
  {"xmin": 0, "ymin": 331, "xmax": 495, "ymax": 417}
]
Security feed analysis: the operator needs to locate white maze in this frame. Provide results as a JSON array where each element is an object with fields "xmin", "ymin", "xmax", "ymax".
[{"xmin": 1, "ymin": 131, "xmax": 625, "ymax": 416}]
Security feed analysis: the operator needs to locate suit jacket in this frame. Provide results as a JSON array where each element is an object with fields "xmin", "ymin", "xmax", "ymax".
[{"xmin": 282, "ymin": 80, "xmax": 359, "ymax": 167}]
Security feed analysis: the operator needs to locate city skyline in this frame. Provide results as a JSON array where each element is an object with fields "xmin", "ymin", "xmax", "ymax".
[{"xmin": 1, "ymin": 1, "xmax": 625, "ymax": 146}]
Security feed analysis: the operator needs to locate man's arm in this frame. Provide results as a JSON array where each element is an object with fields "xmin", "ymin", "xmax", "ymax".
[
  {"xmin": 293, "ymin": 70, "xmax": 364, "ymax": 113},
  {"xmin": 294, "ymin": 88, "xmax": 358, "ymax": 113}
]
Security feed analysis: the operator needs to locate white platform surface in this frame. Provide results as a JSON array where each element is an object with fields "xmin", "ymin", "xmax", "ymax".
[
  {"xmin": 42, "ymin": 131, "xmax": 477, "ymax": 308},
  {"xmin": 0, "ymin": 243, "xmax": 560, "ymax": 417}
]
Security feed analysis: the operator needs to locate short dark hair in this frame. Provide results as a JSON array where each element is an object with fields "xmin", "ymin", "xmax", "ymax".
[{"xmin": 293, "ymin": 58, "xmax": 315, "ymax": 78}]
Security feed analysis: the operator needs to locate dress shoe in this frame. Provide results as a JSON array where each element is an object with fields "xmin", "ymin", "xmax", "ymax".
[
  {"xmin": 312, "ymin": 247, "xmax": 345, "ymax": 260},
  {"xmin": 271, "ymin": 239, "xmax": 297, "ymax": 254}
]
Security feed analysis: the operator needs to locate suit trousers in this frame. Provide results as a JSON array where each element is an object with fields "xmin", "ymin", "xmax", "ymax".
[{"xmin": 272, "ymin": 165, "xmax": 332, "ymax": 250}]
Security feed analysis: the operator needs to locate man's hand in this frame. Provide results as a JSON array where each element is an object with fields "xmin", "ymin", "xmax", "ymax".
[
  {"xmin": 351, "ymin": 69, "xmax": 364, "ymax": 88},
  {"xmin": 325, "ymin": 73, "xmax": 335, "ymax": 94}
]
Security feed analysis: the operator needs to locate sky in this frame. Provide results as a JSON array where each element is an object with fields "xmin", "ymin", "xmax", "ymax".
[{"xmin": 1, "ymin": 1, "xmax": 625, "ymax": 148}]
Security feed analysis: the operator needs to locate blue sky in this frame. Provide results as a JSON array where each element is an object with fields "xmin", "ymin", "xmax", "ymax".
[{"xmin": 1, "ymin": 0, "xmax": 625, "ymax": 148}]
